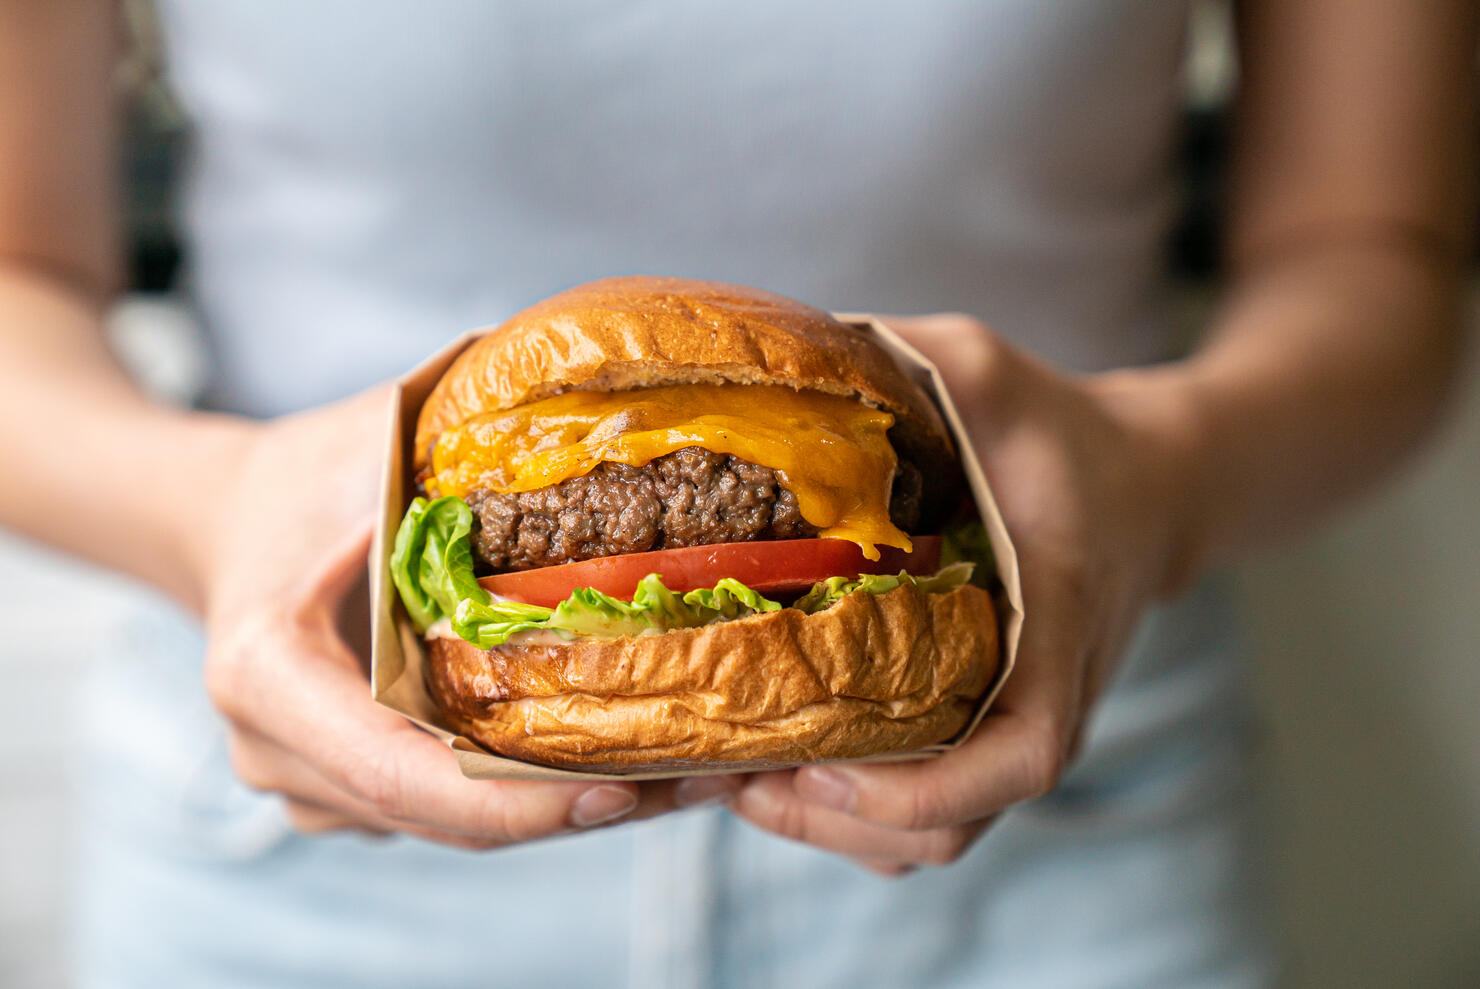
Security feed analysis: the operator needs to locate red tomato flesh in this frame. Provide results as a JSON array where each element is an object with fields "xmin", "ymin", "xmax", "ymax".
[{"xmin": 477, "ymin": 536, "xmax": 942, "ymax": 608}]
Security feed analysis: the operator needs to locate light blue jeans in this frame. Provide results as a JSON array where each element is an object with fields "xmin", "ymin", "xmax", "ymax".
[{"xmin": 75, "ymin": 577, "xmax": 1274, "ymax": 988}]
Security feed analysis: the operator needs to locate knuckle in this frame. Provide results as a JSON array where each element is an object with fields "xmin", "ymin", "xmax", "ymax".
[
  {"xmin": 750, "ymin": 791, "xmax": 811, "ymax": 845},
  {"xmin": 481, "ymin": 788, "xmax": 544, "ymax": 844},
  {"xmin": 924, "ymin": 311, "xmax": 991, "ymax": 339},
  {"xmin": 954, "ymin": 323, "xmax": 1001, "ymax": 382},
  {"xmin": 935, "ymin": 829, "xmax": 982, "ymax": 864},
  {"xmin": 202, "ymin": 646, "xmax": 246, "ymax": 723},
  {"xmin": 936, "ymin": 324, "xmax": 1017, "ymax": 427},
  {"xmin": 226, "ymin": 735, "xmax": 275, "ymax": 793},
  {"xmin": 900, "ymin": 782, "xmax": 951, "ymax": 831},
  {"xmin": 283, "ymin": 802, "xmax": 339, "ymax": 835},
  {"xmin": 955, "ymin": 321, "xmax": 1008, "ymax": 378},
  {"xmin": 351, "ymin": 753, "xmax": 410, "ymax": 821},
  {"xmin": 203, "ymin": 606, "xmax": 287, "ymax": 723},
  {"xmin": 1022, "ymin": 735, "xmax": 1067, "ymax": 800},
  {"xmin": 918, "ymin": 828, "xmax": 973, "ymax": 867},
  {"xmin": 773, "ymin": 801, "xmax": 812, "ymax": 845}
]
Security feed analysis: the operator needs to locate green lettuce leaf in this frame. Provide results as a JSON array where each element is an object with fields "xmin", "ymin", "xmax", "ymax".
[
  {"xmin": 941, "ymin": 519, "xmax": 994, "ymax": 576},
  {"xmin": 680, "ymin": 578, "xmax": 784, "ymax": 622},
  {"xmin": 446, "ymin": 576, "xmax": 785, "ymax": 648},
  {"xmin": 452, "ymin": 596, "xmax": 560, "ymax": 649},
  {"xmin": 549, "ymin": 585, "xmax": 669, "ymax": 639},
  {"xmin": 793, "ymin": 561, "xmax": 976, "ymax": 614},
  {"xmin": 389, "ymin": 496, "xmax": 490, "ymax": 630}
]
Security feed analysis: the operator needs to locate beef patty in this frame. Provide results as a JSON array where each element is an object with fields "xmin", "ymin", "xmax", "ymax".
[{"xmin": 466, "ymin": 446, "xmax": 923, "ymax": 571}]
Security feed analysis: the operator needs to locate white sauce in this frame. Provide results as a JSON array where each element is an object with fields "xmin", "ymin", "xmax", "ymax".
[
  {"xmin": 422, "ymin": 618, "xmax": 575, "ymax": 648},
  {"xmin": 423, "ymin": 617, "xmax": 458, "ymax": 640}
]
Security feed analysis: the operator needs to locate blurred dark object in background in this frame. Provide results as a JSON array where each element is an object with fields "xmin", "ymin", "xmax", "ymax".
[
  {"xmin": 123, "ymin": 101, "xmax": 182, "ymax": 293},
  {"xmin": 120, "ymin": 0, "xmax": 183, "ymax": 293},
  {"xmin": 1170, "ymin": 107, "xmax": 1229, "ymax": 281}
]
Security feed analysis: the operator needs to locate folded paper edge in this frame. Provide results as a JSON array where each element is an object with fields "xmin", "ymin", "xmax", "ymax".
[{"xmin": 369, "ymin": 315, "xmax": 1023, "ymax": 781}]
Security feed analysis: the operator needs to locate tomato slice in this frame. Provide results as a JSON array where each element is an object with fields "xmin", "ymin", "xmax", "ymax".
[{"xmin": 477, "ymin": 536, "xmax": 942, "ymax": 608}]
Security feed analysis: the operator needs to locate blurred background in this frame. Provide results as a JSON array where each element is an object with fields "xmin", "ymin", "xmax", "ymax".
[{"xmin": 2, "ymin": 2, "xmax": 1478, "ymax": 985}]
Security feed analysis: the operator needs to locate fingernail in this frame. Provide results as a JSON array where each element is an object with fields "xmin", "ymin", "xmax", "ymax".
[
  {"xmin": 570, "ymin": 786, "xmax": 639, "ymax": 828},
  {"xmin": 796, "ymin": 767, "xmax": 857, "ymax": 813},
  {"xmin": 675, "ymin": 775, "xmax": 740, "ymax": 808}
]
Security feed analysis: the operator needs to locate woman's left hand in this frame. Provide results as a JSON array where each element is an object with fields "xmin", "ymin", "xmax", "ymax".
[{"xmin": 731, "ymin": 313, "xmax": 1204, "ymax": 874}]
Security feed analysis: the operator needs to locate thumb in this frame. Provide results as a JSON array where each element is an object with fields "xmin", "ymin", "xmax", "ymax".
[{"xmin": 874, "ymin": 314, "xmax": 1025, "ymax": 432}]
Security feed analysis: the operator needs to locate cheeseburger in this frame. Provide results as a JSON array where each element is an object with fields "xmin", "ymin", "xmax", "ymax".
[{"xmin": 390, "ymin": 276, "xmax": 1000, "ymax": 771}]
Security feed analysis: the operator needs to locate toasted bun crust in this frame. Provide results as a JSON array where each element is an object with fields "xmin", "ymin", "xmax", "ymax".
[
  {"xmin": 426, "ymin": 582, "xmax": 998, "ymax": 772},
  {"xmin": 413, "ymin": 275, "xmax": 951, "ymax": 473}
]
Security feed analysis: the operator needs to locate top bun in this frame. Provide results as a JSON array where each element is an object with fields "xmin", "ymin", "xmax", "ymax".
[{"xmin": 413, "ymin": 276, "xmax": 952, "ymax": 472}]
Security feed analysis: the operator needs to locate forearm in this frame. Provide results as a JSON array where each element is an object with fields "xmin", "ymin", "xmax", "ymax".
[
  {"xmin": 0, "ymin": 265, "xmax": 253, "ymax": 611},
  {"xmin": 1103, "ymin": 238, "xmax": 1467, "ymax": 593}
]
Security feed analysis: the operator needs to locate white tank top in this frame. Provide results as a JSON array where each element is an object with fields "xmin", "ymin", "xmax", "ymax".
[{"xmin": 154, "ymin": 1, "xmax": 1191, "ymax": 417}]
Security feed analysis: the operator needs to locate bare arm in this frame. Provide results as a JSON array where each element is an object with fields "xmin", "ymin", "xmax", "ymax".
[
  {"xmin": 0, "ymin": 1, "xmax": 247, "ymax": 609},
  {"xmin": 1147, "ymin": 0, "xmax": 1476, "ymax": 584},
  {"xmin": 736, "ymin": 0, "xmax": 1476, "ymax": 872},
  {"xmin": 0, "ymin": 1, "xmax": 664, "ymax": 843}
]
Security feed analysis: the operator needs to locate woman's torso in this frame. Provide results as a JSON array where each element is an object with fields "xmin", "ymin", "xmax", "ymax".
[{"xmin": 156, "ymin": 0, "xmax": 1190, "ymax": 415}]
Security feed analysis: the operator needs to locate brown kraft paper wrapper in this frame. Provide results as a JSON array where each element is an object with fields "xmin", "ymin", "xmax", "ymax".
[{"xmin": 369, "ymin": 315, "xmax": 1025, "ymax": 781}]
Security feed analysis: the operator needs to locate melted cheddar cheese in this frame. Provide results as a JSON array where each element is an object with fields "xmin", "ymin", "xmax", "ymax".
[{"xmin": 428, "ymin": 384, "xmax": 911, "ymax": 559}]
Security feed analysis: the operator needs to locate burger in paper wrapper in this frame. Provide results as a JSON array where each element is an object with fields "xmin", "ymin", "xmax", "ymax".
[{"xmin": 389, "ymin": 276, "xmax": 1001, "ymax": 772}]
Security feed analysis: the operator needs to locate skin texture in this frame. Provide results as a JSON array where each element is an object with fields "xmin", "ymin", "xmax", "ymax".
[{"xmin": 0, "ymin": 1, "xmax": 1473, "ymax": 862}]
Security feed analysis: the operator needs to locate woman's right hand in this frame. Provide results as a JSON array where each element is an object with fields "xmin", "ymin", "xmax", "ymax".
[{"xmin": 195, "ymin": 386, "xmax": 691, "ymax": 848}]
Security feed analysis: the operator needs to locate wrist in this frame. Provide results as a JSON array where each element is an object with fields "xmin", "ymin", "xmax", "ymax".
[{"xmin": 1086, "ymin": 364, "xmax": 1221, "ymax": 599}]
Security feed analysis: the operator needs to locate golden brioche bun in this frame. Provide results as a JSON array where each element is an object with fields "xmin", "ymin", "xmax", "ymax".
[
  {"xmin": 412, "ymin": 275, "xmax": 952, "ymax": 473},
  {"xmin": 427, "ymin": 581, "xmax": 998, "ymax": 772}
]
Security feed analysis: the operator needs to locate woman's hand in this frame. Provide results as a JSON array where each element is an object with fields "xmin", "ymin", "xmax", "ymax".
[
  {"xmin": 197, "ymin": 386, "xmax": 693, "ymax": 848},
  {"xmin": 731, "ymin": 314, "xmax": 1203, "ymax": 874}
]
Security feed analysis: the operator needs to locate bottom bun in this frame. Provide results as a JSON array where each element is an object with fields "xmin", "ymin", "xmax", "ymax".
[{"xmin": 426, "ymin": 582, "xmax": 999, "ymax": 773}]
